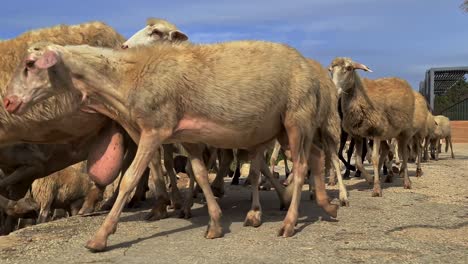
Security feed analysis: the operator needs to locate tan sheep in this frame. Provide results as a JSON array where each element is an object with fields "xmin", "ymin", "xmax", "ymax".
[
  {"xmin": 122, "ymin": 17, "xmax": 188, "ymax": 49},
  {"xmin": 31, "ymin": 163, "xmax": 99, "ymax": 223},
  {"xmin": 5, "ymin": 40, "xmax": 340, "ymax": 251},
  {"xmin": 430, "ymin": 115, "xmax": 455, "ymax": 160},
  {"xmin": 329, "ymin": 57, "xmax": 416, "ymax": 197}
]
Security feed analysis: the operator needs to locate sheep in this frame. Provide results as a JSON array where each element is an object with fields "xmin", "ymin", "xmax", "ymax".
[
  {"xmin": 0, "ymin": 21, "xmax": 127, "ymax": 186},
  {"xmin": 401, "ymin": 91, "xmax": 430, "ymax": 178},
  {"xmin": 430, "ymin": 115, "xmax": 455, "ymax": 160},
  {"xmin": 0, "ymin": 21, "xmax": 188, "ymax": 216},
  {"xmin": 329, "ymin": 57, "xmax": 416, "ymax": 197},
  {"xmin": 121, "ymin": 17, "xmax": 188, "ymax": 49},
  {"xmin": 30, "ymin": 162, "xmax": 99, "ymax": 223},
  {"xmin": 422, "ymin": 112, "xmax": 437, "ymax": 161},
  {"xmin": 4, "ymin": 40, "xmax": 340, "ymax": 251},
  {"xmin": 127, "ymin": 18, "xmax": 347, "ymax": 207}
]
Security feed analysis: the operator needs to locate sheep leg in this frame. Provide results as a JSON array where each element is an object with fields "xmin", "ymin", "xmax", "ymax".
[
  {"xmin": 183, "ymin": 143, "xmax": 223, "ymax": 239},
  {"xmin": 415, "ymin": 137, "xmax": 423, "ymax": 177},
  {"xmin": 380, "ymin": 141, "xmax": 394, "ymax": 183},
  {"xmin": 278, "ymin": 125, "xmax": 311, "ymax": 238},
  {"xmin": 435, "ymin": 138, "xmax": 441, "ymax": 161},
  {"xmin": 231, "ymin": 158, "xmax": 241, "ymax": 185},
  {"xmin": 259, "ymin": 160, "xmax": 291, "ymax": 210},
  {"xmin": 422, "ymin": 136, "xmax": 430, "ymax": 162},
  {"xmin": 38, "ymin": 201, "xmax": 52, "ymax": 224},
  {"xmin": 244, "ymin": 151, "xmax": 263, "ymax": 227},
  {"xmin": 86, "ymin": 130, "xmax": 166, "ymax": 252},
  {"xmin": 448, "ymin": 136, "xmax": 455, "ymax": 158},
  {"xmin": 162, "ymin": 144, "xmax": 183, "ymax": 210},
  {"xmin": 79, "ymin": 185, "xmax": 103, "ymax": 215},
  {"xmin": 211, "ymin": 149, "xmax": 233, "ymax": 198},
  {"xmin": 398, "ymin": 136, "xmax": 412, "ymax": 189},
  {"xmin": 354, "ymin": 138, "xmax": 373, "ymax": 183},
  {"xmin": 310, "ymin": 144, "xmax": 338, "ymax": 217},
  {"xmin": 145, "ymin": 153, "xmax": 171, "ymax": 221},
  {"xmin": 347, "ymin": 137, "xmax": 356, "ymax": 170},
  {"xmin": 179, "ymin": 161, "xmax": 195, "ymax": 219},
  {"xmin": 371, "ymin": 139, "xmax": 382, "ymax": 197},
  {"xmin": 331, "ymin": 151, "xmax": 348, "ymax": 206}
]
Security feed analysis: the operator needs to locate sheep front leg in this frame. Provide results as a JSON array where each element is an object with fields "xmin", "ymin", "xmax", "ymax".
[
  {"xmin": 331, "ymin": 151, "xmax": 348, "ymax": 206},
  {"xmin": 183, "ymin": 143, "xmax": 223, "ymax": 239},
  {"xmin": 85, "ymin": 130, "xmax": 166, "ymax": 252},
  {"xmin": 371, "ymin": 139, "xmax": 382, "ymax": 197},
  {"xmin": 354, "ymin": 138, "xmax": 373, "ymax": 183}
]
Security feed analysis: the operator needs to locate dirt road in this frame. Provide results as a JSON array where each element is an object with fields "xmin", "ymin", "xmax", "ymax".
[{"xmin": 1, "ymin": 144, "xmax": 467, "ymax": 264}]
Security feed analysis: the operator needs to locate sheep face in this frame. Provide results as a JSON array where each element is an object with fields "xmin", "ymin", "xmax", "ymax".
[
  {"xmin": 3, "ymin": 43, "xmax": 64, "ymax": 115},
  {"xmin": 329, "ymin": 57, "xmax": 372, "ymax": 95}
]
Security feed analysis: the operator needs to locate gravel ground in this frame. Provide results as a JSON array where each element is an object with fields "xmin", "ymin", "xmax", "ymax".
[{"xmin": 1, "ymin": 144, "xmax": 467, "ymax": 264}]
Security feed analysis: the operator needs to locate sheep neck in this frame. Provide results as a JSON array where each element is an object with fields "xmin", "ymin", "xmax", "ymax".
[{"xmin": 59, "ymin": 47, "xmax": 132, "ymax": 129}]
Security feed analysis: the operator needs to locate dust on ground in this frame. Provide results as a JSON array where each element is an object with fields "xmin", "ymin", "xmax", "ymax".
[{"xmin": 1, "ymin": 144, "xmax": 467, "ymax": 264}]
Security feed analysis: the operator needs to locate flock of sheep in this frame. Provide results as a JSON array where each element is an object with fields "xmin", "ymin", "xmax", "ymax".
[{"xmin": 0, "ymin": 18, "xmax": 455, "ymax": 252}]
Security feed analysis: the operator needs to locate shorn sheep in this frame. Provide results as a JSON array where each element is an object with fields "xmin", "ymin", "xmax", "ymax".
[
  {"xmin": 431, "ymin": 115, "xmax": 455, "ymax": 160},
  {"xmin": 4, "ymin": 40, "xmax": 339, "ymax": 251},
  {"xmin": 124, "ymin": 18, "xmax": 348, "ymax": 208},
  {"xmin": 329, "ymin": 57, "xmax": 417, "ymax": 197}
]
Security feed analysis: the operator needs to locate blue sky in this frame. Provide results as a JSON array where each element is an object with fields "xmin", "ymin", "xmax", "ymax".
[{"xmin": 1, "ymin": 0, "xmax": 466, "ymax": 89}]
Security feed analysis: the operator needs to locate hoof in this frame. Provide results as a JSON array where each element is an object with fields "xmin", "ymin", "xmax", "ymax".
[
  {"xmin": 178, "ymin": 208, "xmax": 192, "ymax": 219},
  {"xmin": 340, "ymin": 199, "xmax": 350, "ymax": 207},
  {"xmin": 205, "ymin": 224, "xmax": 223, "ymax": 239},
  {"xmin": 404, "ymin": 181, "xmax": 412, "ymax": 189},
  {"xmin": 318, "ymin": 201, "xmax": 338, "ymax": 218},
  {"xmin": 278, "ymin": 222, "xmax": 295, "ymax": 237},
  {"xmin": 78, "ymin": 206, "xmax": 94, "ymax": 216},
  {"xmin": 309, "ymin": 192, "xmax": 315, "ymax": 201},
  {"xmin": 371, "ymin": 188, "xmax": 382, "ymax": 197},
  {"xmin": 212, "ymin": 186, "xmax": 225, "ymax": 198},
  {"xmin": 170, "ymin": 193, "xmax": 183, "ymax": 210},
  {"xmin": 416, "ymin": 168, "xmax": 423, "ymax": 177},
  {"xmin": 244, "ymin": 210, "xmax": 262, "ymax": 227},
  {"xmin": 343, "ymin": 170, "xmax": 351, "ymax": 179},
  {"xmin": 145, "ymin": 205, "xmax": 168, "ymax": 221},
  {"xmin": 384, "ymin": 174, "xmax": 393, "ymax": 183},
  {"xmin": 85, "ymin": 239, "xmax": 107, "ymax": 252},
  {"xmin": 230, "ymin": 178, "xmax": 239, "ymax": 185}
]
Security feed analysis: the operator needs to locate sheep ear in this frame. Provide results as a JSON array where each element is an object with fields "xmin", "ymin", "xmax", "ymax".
[
  {"xmin": 169, "ymin": 30, "xmax": 188, "ymax": 42},
  {"xmin": 35, "ymin": 50, "xmax": 58, "ymax": 69},
  {"xmin": 352, "ymin": 62, "xmax": 373, "ymax": 72}
]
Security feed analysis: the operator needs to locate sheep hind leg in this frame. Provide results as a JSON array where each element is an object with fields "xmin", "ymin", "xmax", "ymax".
[
  {"xmin": 331, "ymin": 151, "xmax": 348, "ymax": 206},
  {"xmin": 398, "ymin": 135, "xmax": 412, "ymax": 190},
  {"xmin": 183, "ymin": 143, "xmax": 223, "ymax": 239},
  {"xmin": 244, "ymin": 151, "xmax": 263, "ymax": 227},
  {"xmin": 448, "ymin": 136, "xmax": 455, "ymax": 159},
  {"xmin": 278, "ymin": 125, "xmax": 311, "ymax": 237}
]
